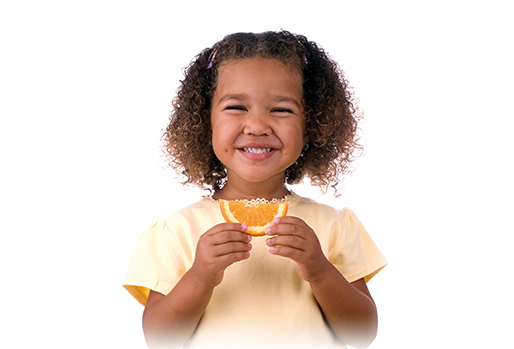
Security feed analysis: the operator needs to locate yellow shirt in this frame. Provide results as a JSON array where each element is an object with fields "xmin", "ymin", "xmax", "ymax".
[{"xmin": 123, "ymin": 194, "xmax": 387, "ymax": 349}]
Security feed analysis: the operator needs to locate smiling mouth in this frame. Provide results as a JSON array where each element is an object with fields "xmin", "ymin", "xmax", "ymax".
[{"xmin": 242, "ymin": 147, "xmax": 274, "ymax": 154}]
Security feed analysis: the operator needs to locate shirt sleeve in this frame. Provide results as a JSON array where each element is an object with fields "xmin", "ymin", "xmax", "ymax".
[
  {"xmin": 328, "ymin": 208, "xmax": 387, "ymax": 283},
  {"xmin": 122, "ymin": 219, "xmax": 193, "ymax": 306}
]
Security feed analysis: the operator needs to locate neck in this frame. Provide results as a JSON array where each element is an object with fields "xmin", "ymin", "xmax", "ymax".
[{"xmin": 212, "ymin": 182, "xmax": 290, "ymax": 201}]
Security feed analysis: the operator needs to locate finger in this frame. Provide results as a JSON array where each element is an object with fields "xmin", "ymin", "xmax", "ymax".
[
  {"xmin": 209, "ymin": 222, "xmax": 248, "ymax": 235},
  {"xmin": 214, "ymin": 240, "xmax": 253, "ymax": 257},
  {"xmin": 203, "ymin": 223, "xmax": 251, "ymax": 245},
  {"xmin": 266, "ymin": 235, "xmax": 306, "ymax": 251},
  {"xmin": 216, "ymin": 250, "xmax": 251, "ymax": 268},
  {"xmin": 211, "ymin": 231, "xmax": 252, "ymax": 247},
  {"xmin": 267, "ymin": 244, "xmax": 302, "ymax": 260},
  {"xmin": 265, "ymin": 221, "xmax": 309, "ymax": 237},
  {"xmin": 271, "ymin": 216, "xmax": 309, "ymax": 227}
]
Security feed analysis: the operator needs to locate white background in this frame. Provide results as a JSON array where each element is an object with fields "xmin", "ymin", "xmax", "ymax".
[{"xmin": 1, "ymin": 1, "xmax": 513, "ymax": 348}]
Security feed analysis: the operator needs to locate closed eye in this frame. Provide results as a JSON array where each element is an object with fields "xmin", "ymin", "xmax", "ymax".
[
  {"xmin": 271, "ymin": 108, "xmax": 294, "ymax": 114},
  {"xmin": 225, "ymin": 105, "xmax": 247, "ymax": 111}
]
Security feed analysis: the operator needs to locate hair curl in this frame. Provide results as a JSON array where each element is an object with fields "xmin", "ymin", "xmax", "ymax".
[{"xmin": 162, "ymin": 30, "xmax": 363, "ymax": 194}]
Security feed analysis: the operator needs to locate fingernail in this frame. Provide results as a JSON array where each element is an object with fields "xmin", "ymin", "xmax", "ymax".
[
  {"xmin": 241, "ymin": 224, "xmax": 248, "ymax": 231},
  {"xmin": 265, "ymin": 227, "xmax": 271, "ymax": 235}
]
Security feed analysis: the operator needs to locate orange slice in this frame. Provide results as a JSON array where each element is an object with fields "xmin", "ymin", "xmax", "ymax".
[{"xmin": 220, "ymin": 199, "xmax": 288, "ymax": 236}]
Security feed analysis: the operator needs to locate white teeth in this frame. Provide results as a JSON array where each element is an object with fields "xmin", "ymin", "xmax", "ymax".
[{"xmin": 243, "ymin": 148, "xmax": 272, "ymax": 154}]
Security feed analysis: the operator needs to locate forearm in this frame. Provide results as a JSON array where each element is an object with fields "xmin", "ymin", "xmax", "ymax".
[
  {"xmin": 142, "ymin": 269, "xmax": 214, "ymax": 348},
  {"xmin": 310, "ymin": 263, "xmax": 378, "ymax": 349}
]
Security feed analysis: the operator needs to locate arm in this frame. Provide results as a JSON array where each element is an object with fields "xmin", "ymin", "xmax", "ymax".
[
  {"xmin": 266, "ymin": 217, "xmax": 378, "ymax": 348},
  {"xmin": 142, "ymin": 271, "xmax": 213, "ymax": 348},
  {"xmin": 142, "ymin": 222, "xmax": 251, "ymax": 348},
  {"xmin": 310, "ymin": 271, "xmax": 378, "ymax": 348}
]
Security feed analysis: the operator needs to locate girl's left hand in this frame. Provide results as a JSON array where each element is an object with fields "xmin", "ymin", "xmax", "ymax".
[{"xmin": 265, "ymin": 216, "xmax": 330, "ymax": 283}]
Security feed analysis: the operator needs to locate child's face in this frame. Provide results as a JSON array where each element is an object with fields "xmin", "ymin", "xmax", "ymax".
[{"xmin": 211, "ymin": 57, "xmax": 307, "ymax": 192}]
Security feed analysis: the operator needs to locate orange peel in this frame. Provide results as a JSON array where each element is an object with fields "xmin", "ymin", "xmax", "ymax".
[{"xmin": 220, "ymin": 199, "xmax": 288, "ymax": 236}]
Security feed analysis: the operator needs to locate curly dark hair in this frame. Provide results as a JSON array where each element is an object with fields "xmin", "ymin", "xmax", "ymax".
[{"xmin": 162, "ymin": 30, "xmax": 363, "ymax": 194}]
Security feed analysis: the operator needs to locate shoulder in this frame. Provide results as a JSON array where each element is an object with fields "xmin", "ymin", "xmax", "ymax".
[
  {"xmin": 133, "ymin": 198, "xmax": 219, "ymax": 245},
  {"xmin": 291, "ymin": 195, "xmax": 357, "ymax": 224},
  {"xmin": 290, "ymin": 195, "xmax": 365, "ymax": 244},
  {"xmin": 162, "ymin": 197, "xmax": 223, "ymax": 237},
  {"xmin": 166, "ymin": 197, "xmax": 219, "ymax": 220},
  {"xmin": 157, "ymin": 197, "xmax": 217, "ymax": 222}
]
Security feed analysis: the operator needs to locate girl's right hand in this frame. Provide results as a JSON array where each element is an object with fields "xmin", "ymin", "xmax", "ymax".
[{"xmin": 190, "ymin": 223, "xmax": 252, "ymax": 288}]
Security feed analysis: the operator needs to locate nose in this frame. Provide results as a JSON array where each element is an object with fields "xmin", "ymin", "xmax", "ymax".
[{"xmin": 243, "ymin": 110, "xmax": 272, "ymax": 136}]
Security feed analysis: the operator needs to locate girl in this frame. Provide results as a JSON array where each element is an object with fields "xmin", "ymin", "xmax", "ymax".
[{"xmin": 123, "ymin": 31, "xmax": 386, "ymax": 349}]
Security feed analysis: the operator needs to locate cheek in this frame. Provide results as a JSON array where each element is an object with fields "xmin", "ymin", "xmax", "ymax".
[
  {"xmin": 210, "ymin": 118, "xmax": 224, "ymax": 145},
  {"xmin": 284, "ymin": 128, "xmax": 307, "ymax": 157},
  {"xmin": 302, "ymin": 123, "xmax": 309, "ymax": 143},
  {"xmin": 211, "ymin": 124, "xmax": 233, "ymax": 158},
  {"xmin": 211, "ymin": 132, "xmax": 224, "ymax": 154}
]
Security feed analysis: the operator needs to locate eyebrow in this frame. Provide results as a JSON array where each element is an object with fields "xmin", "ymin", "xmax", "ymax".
[
  {"xmin": 217, "ymin": 94, "xmax": 302, "ymax": 108},
  {"xmin": 218, "ymin": 94, "xmax": 246, "ymax": 103}
]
